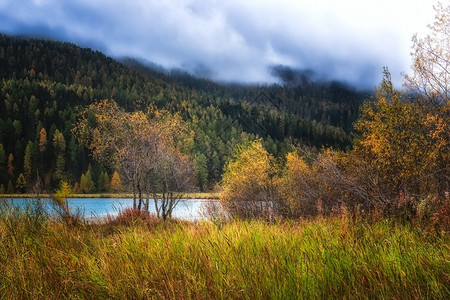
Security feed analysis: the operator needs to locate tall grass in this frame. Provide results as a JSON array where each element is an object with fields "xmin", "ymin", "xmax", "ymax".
[{"xmin": 0, "ymin": 204, "xmax": 448, "ymax": 299}]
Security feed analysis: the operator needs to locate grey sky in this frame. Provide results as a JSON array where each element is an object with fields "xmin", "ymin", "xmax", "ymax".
[{"xmin": 0, "ymin": 0, "xmax": 436, "ymax": 88}]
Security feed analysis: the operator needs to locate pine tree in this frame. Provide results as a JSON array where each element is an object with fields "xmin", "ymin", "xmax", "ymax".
[
  {"xmin": 97, "ymin": 171, "xmax": 110, "ymax": 193},
  {"xmin": 52, "ymin": 129, "xmax": 66, "ymax": 154},
  {"xmin": 24, "ymin": 140, "xmax": 33, "ymax": 178},
  {"xmin": 79, "ymin": 170, "xmax": 95, "ymax": 193},
  {"xmin": 194, "ymin": 152, "xmax": 208, "ymax": 191},
  {"xmin": 7, "ymin": 180, "xmax": 14, "ymax": 194},
  {"xmin": 39, "ymin": 128, "xmax": 47, "ymax": 152},
  {"xmin": 109, "ymin": 171, "xmax": 122, "ymax": 193},
  {"xmin": 7, "ymin": 153, "xmax": 14, "ymax": 175},
  {"xmin": 54, "ymin": 154, "xmax": 65, "ymax": 181},
  {"xmin": 73, "ymin": 181, "xmax": 80, "ymax": 194},
  {"xmin": 16, "ymin": 173, "xmax": 26, "ymax": 193},
  {"xmin": 0, "ymin": 144, "xmax": 6, "ymax": 167}
]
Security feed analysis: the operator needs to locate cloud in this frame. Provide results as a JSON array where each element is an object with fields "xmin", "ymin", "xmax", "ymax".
[{"xmin": 0, "ymin": 0, "xmax": 436, "ymax": 88}]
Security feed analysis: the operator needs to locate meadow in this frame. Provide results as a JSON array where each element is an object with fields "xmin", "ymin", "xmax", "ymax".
[{"xmin": 0, "ymin": 204, "xmax": 448, "ymax": 299}]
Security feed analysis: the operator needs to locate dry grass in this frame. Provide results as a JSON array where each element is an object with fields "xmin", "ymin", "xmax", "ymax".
[{"xmin": 0, "ymin": 203, "xmax": 449, "ymax": 299}]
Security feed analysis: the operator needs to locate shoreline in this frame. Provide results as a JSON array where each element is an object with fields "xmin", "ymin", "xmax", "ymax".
[{"xmin": 0, "ymin": 192, "xmax": 221, "ymax": 200}]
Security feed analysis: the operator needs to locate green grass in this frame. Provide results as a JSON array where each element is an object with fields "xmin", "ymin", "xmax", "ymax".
[{"xmin": 0, "ymin": 209, "xmax": 448, "ymax": 299}]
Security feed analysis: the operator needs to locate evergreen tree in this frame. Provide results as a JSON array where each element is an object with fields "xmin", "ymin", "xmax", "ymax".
[
  {"xmin": 109, "ymin": 171, "xmax": 122, "ymax": 193},
  {"xmin": 16, "ymin": 173, "xmax": 26, "ymax": 192},
  {"xmin": 39, "ymin": 128, "xmax": 47, "ymax": 153},
  {"xmin": 7, "ymin": 153, "xmax": 14, "ymax": 175},
  {"xmin": 24, "ymin": 140, "xmax": 33, "ymax": 178},
  {"xmin": 0, "ymin": 144, "xmax": 5, "ymax": 166},
  {"xmin": 73, "ymin": 181, "xmax": 80, "ymax": 194},
  {"xmin": 7, "ymin": 179, "xmax": 14, "ymax": 194},
  {"xmin": 194, "ymin": 152, "xmax": 208, "ymax": 191},
  {"xmin": 52, "ymin": 129, "xmax": 66, "ymax": 154},
  {"xmin": 79, "ymin": 169, "xmax": 95, "ymax": 193},
  {"xmin": 97, "ymin": 171, "xmax": 109, "ymax": 193},
  {"xmin": 54, "ymin": 154, "xmax": 65, "ymax": 181}
]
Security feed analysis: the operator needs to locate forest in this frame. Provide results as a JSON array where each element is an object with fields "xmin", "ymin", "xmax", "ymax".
[
  {"xmin": 0, "ymin": 33, "xmax": 368, "ymax": 193},
  {"xmin": 0, "ymin": 2, "xmax": 449, "ymax": 298}
]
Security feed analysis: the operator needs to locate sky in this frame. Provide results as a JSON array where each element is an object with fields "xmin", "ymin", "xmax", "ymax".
[{"xmin": 0, "ymin": 0, "xmax": 437, "ymax": 88}]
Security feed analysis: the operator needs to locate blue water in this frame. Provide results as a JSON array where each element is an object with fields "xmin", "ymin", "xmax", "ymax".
[{"xmin": 1, "ymin": 198, "xmax": 212, "ymax": 221}]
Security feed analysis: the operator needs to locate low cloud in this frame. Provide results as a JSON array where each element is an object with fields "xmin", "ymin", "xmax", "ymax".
[{"xmin": 0, "ymin": 0, "xmax": 436, "ymax": 88}]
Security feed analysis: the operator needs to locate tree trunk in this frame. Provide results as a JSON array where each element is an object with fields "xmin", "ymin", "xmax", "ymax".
[{"xmin": 132, "ymin": 183, "xmax": 137, "ymax": 209}]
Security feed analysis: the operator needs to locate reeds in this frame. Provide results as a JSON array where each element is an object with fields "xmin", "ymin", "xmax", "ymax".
[{"xmin": 0, "ymin": 204, "xmax": 448, "ymax": 299}]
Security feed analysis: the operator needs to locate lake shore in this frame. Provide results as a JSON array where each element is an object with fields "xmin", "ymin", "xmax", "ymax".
[{"xmin": 0, "ymin": 192, "xmax": 221, "ymax": 200}]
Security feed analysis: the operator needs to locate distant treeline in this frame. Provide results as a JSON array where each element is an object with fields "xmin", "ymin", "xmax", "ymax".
[{"xmin": 0, "ymin": 34, "xmax": 368, "ymax": 192}]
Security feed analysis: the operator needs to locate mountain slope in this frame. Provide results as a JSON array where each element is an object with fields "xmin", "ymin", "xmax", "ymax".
[{"xmin": 0, "ymin": 34, "xmax": 368, "ymax": 191}]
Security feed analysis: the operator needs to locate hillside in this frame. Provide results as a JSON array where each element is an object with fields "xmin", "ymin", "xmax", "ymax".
[{"xmin": 0, "ymin": 34, "xmax": 369, "ymax": 192}]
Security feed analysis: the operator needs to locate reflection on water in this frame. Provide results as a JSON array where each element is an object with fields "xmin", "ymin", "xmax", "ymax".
[{"xmin": 1, "ymin": 198, "xmax": 217, "ymax": 221}]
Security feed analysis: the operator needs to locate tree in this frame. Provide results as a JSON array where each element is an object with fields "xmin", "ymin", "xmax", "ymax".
[
  {"xmin": 220, "ymin": 140, "xmax": 282, "ymax": 220},
  {"xmin": 97, "ymin": 170, "xmax": 110, "ymax": 193},
  {"xmin": 109, "ymin": 170, "xmax": 122, "ymax": 193},
  {"xmin": 24, "ymin": 140, "xmax": 33, "ymax": 178},
  {"xmin": 194, "ymin": 152, "xmax": 208, "ymax": 191},
  {"xmin": 52, "ymin": 129, "xmax": 66, "ymax": 154},
  {"xmin": 404, "ymin": 2, "xmax": 449, "ymax": 103},
  {"xmin": 38, "ymin": 128, "xmax": 47, "ymax": 153},
  {"xmin": 0, "ymin": 144, "xmax": 6, "ymax": 167},
  {"xmin": 278, "ymin": 151, "xmax": 319, "ymax": 217},
  {"xmin": 75, "ymin": 100, "xmax": 194, "ymax": 217},
  {"xmin": 79, "ymin": 170, "xmax": 95, "ymax": 194},
  {"xmin": 353, "ymin": 69, "xmax": 449, "ymax": 214},
  {"xmin": 147, "ymin": 148, "xmax": 195, "ymax": 220},
  {"xmin": 54, "ymin": 154, "xmax": 65, "ymax": 181},
  {"xmin": 73, "ymin": 181, "xmax": 80, "ymax": 194},
  {"xmin": 7, "ymin": 179, "xmax": 14, "ymax": 194},
  {"xmin": 53, "ymin": 180, "xmax": 82, "ymax": 225},
  {"xmin": 0, "ymin": 144, "xmax": 7, "ymax": 185},
  {"xmin": 7, "ymin": 153, "xmax": 14, "ymax": 175},
  {"xmin": 16, "ymin": 173, "xmax": 26, "ymax": 192},
  {"xmin": 54, "ymin": 181, "xmax": 72, "ymax": 206}
]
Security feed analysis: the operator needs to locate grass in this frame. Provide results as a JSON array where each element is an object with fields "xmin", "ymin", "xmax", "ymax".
[{"xmin": 0, "ymin": 206, "xmax": 449, "ymax": 299}]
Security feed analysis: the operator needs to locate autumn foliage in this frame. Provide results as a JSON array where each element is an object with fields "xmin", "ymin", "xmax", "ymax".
[
  {"xmin": 220, "ymin": 140, "xmax": 282, "ymax": 219},
  {"xmin": 221, "ymin": 5, "xmax": 449, "ymax": 226}
]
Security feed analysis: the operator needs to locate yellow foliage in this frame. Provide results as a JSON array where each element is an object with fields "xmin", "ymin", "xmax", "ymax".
[
  {"xmin": 55, "ymin": 180, "xmax": 72, "ymax": 206},
  {"xmin": 220, "ymin": 140, "xmax": 280, "ymax": 219},
  {"xmin": 353, "ymin": 70, "xmax": 449, "ymax": 199}
]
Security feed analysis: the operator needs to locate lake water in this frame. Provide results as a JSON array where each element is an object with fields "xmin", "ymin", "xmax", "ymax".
[{"xmin": 1, "ymin": 198, "xmax": 215, "ymax": 221}]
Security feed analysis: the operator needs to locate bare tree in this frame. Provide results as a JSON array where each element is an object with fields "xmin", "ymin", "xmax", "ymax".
[
  {"xmin": 404, "ymin": 2, "xmax": 449, "ymax": 104},
  {"xmin": 146, "ymin": 149, "xmax": 195, "ymax": 220}
]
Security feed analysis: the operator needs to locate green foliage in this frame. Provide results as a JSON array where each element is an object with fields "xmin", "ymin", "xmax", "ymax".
[
  {"xmin": 23, "ymin": 140, "xmax": 33, "ymax": 178},
  {"xmin": 54, "ymin": 154, "xmax": 66, "ymax": 182},
  {"xmin": 97, "ymin": 170, "xmax": 110, "ymax": 193},
  {"xmin": 6, "ymin": 179, "xmax": 14, "ymax": 193},
  {"xmin": 79, "ymin": 170, "xmax": 95, "ymax": 194},
  {"xmin": 194, "ymin": 152, "xmax": 208, "ymax": 192},
  {"xmin": 0, "ymin": 144, "xmax": 5, "ymax": 166},
  {"xmin": 52, "ymin": 129, "xmax": 66, "ymax": 154},
  {"xmin": 0, "ymin": 34, "xmax": 365, "ymax": 190}
]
